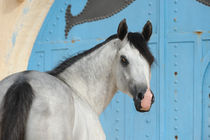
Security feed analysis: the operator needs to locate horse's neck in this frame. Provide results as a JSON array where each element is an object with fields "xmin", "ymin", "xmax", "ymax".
[{"xmin": 58, "ymin": 39, "xmax": 119, "ymax": 115}]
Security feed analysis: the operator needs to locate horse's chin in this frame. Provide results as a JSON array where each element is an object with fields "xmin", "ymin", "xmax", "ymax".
[
  {"xmin": 138, "ymin": 109, "xmax": 151, "ymax": 113},
  {"xmin": 134, "ymin": 104, "xmax": 151, "ymax": 113}
]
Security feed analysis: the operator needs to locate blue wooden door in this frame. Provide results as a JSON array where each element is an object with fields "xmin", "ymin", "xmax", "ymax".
[{"xmin": 28, "ymin": 0, "xmax": 210, "ymax": 139}]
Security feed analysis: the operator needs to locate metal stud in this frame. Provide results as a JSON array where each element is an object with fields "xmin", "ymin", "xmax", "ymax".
[
  {"xmin": 146, "ymin": 119, "xmax": 151, "ymax": 123},
  {"xmin": 148, "ymin": 2, "xmax": 152, "ymax": 6},
  {"xmin": 115, "ymin": 136, "xmax": 119, "ymax": 140},
  {"xmin": 37, "ymin": 63, "xmax": 41, "ymax": 67}
]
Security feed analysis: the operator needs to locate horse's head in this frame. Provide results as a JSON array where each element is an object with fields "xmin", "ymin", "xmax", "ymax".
[{"xmin": 115, "ymin": 19, "xmax": 155, "ymax": 112}]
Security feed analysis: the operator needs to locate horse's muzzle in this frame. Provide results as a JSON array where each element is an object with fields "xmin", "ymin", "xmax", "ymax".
[{"xmin": 133, "ymin": 89, "xmax": 154, "ymax": 112}]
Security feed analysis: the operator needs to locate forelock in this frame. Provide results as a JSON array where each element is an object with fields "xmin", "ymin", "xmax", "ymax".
[{"xmin": 127, "ymin": 32, "xmax": 154, "ymax": 66}]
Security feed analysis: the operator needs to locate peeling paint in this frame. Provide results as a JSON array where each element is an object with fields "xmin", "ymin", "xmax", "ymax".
[
  {"xmin": 6, "ymin": 31, "xmax": 18, "ymax": 60},
  {"xmin": 12, "ymin": 32, "xmax": 18, "ymax": 47},
  {"xmin": 23, "ymin": 7, "xmax": 29, "ymax": 14},
  {"xmin": 194, "ymin": 31, "xmax": 203, "ymax": 35},
  {"xmin": 71, "ymin": 39, "xmax": 80, "ymax": 43}
]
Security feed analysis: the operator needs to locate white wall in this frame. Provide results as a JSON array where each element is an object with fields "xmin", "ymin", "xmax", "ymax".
[{"xmin": 0, "ymin": 0, "xmax": 54, "ymax": 80}]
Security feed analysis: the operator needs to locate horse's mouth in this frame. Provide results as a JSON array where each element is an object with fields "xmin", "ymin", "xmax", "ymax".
[{"xmin": 134, "ymin": 101, "xmax": 153, "ymax": 112}]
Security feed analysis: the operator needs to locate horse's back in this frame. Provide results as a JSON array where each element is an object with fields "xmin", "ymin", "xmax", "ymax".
[{"xmin": 0, "ymin": 71, "xmax": 75, "ymax": 140}]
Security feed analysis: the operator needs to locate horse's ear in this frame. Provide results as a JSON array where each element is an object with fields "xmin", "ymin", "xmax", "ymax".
[
  {"xmin": 117, "ymin": 19, "xmax": 128, "ymax": 40},
  {"xmin": 142, "ymin": 20, "xmax": 152, "ymax": 42}
]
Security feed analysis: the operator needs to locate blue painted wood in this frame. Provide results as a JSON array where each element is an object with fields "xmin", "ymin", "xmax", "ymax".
[
  {"xmin": 165, "ymin": 42, "xmax": 195, "ymax": 139},
  {"xmin": 28, "ymin": 0, "xmax": 210, "ymax": 139},
  {"xmin": 202, "ymin": 63, "xmax": 210, "ymax": 140}
]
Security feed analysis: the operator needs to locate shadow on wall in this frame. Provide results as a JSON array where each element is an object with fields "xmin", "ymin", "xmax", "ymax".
[{"xmin": 2, "ymin": 0, "xmax": 23, "ymax": 13}]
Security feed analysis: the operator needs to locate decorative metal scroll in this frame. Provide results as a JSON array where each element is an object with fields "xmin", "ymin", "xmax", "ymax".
[
  {"xmin": 196, "ymin": 0, "xmax": 210, "ymax": 6},
  {"xmin": 65, "ymin": 0, "xmax": 135, "ymax": 38}
]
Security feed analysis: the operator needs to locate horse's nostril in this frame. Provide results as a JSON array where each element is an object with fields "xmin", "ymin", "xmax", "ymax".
[{"xmin": 137, "ymin": 92, "xmax": 144, "ymax": 100}]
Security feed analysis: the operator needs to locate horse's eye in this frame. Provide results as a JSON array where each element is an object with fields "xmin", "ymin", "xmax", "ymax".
[{"xmin": 120, "ymin": 55, "xmax": 129, "ymax": 66}]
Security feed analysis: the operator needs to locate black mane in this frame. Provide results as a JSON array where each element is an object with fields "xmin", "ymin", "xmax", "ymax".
[
  {"xmin": 48, "ymin": 32, "xmax": 154, "ymax": 76},
  {"xmin": 48, "ymin": 34, "xmax": 118, "ymax": 76}
]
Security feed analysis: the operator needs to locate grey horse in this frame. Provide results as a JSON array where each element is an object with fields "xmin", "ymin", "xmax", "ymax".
[{"xmin": 0, "ymin": 19, "xmax": 155, "ymax": 140}]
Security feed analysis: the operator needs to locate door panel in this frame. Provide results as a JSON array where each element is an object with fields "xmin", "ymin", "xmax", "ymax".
[{"xmin": 28, "ymin": 0, "xmax": 210, "ymax": 139}]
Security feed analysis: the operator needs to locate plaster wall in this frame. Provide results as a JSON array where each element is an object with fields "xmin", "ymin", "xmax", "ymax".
[{"xmin": 0, "ymin": 0, "xmax": 54, "ymax": 80}]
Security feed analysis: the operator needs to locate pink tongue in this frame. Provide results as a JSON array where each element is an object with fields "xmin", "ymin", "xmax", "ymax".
[{"xmin": 140, "ymin": 89, "xmax": 152, "ymax": 111}]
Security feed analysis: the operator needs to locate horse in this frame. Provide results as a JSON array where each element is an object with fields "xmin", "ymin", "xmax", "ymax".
[{"xmin": 0, "ymin": 19, "xmax": 155, "ymax": 140}]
